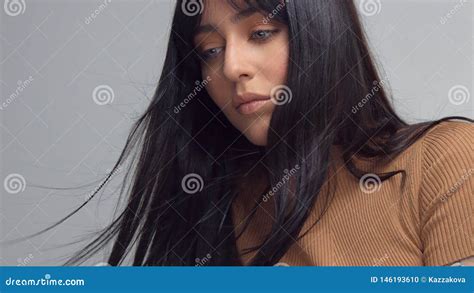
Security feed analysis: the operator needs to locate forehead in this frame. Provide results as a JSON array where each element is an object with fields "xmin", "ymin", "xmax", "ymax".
[
  {"xmin": 194, "ymin": 1, "xmax": 266, "ymax": 40},
  {"xmin": 199, "ymin": 0, "xmax": 259, "ymax": 24},
  {"xmin": 200, "ymin": 0, "xmax": 234, "ymax": 21}
]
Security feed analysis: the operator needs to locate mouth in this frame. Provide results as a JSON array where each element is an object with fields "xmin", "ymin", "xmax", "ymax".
[{"xmin": 235, "ymin": 94, "xmax": 271, "ymax": 115}]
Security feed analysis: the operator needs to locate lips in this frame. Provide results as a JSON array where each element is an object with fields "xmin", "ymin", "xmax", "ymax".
[{"xmin": 234, "ymin": 93, "xmax": 271, "ymax": 115}]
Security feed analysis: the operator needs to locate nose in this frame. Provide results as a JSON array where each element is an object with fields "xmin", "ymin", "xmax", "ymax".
[{"xmin": 222, "ymin": 40, "xmax": 253, "ymax": 83}]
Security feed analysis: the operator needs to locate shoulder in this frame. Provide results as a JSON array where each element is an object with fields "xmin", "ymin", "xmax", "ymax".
[
  {"xmin": 417, "ymin": 119, "xmax": 473, "ymax": 190},
  {"xmin": 421, "ymin": 120, "xmax": 473, "ymax": 150},
  {"xmin": 416, "ymin": 120, "xmax": 473, "ymax": 266},
  {"xmin": 420, "ymin": 120, "xmax": 473, "ymax": 173}
]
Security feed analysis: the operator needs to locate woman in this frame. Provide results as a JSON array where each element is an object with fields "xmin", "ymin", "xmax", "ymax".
[{"xmin": 38, "ymin": 0, "xmax": 473, "ymax": 266}]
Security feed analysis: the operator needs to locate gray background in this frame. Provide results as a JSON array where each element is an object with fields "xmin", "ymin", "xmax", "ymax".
[{"xmin": 1, "ymin": 0, "xmax": 472, "ymax": 266}]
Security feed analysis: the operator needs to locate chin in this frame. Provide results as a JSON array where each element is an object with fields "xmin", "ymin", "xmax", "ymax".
[
  {"xmin": 241, "ymin": 122, "xmax": 269, "ymax": 146},
  {"xmin": 227, "ymin": 112, "xmax": 273, "ymax": 146},
  {"xmin": 247, "ymin": 134, "xmax": 267, "ymax": 146}
]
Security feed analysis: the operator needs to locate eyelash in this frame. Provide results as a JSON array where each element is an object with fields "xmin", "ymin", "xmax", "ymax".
[{"xmin": 199, "ymin": 29, "xmax": 280, "ymax": 61}]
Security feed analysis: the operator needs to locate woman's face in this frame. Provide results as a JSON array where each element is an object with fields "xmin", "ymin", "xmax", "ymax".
[{"xmin": 193, "ymin": 0, "xmax": 289, "ymax": 146}]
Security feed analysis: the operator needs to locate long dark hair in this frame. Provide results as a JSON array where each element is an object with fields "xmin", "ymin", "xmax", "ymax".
[{"xmin": 20, "ymin": 0, "xmax": 473, "ymax": 266}]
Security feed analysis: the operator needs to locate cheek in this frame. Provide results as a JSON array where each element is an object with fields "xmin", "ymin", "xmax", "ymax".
[
  {"xmin": 264, "ymin": 40, "xmax": 289, "ymax": 85},
  {"xmin": 274, "ymin": 60, "xmax": 288, "ymax": 84},
  {"xmin": 276, "ymin": 48, "xmax": 289, "ymax": 82},
  {"xmin": 202, "ymin": 71, "xmax": 230, "ymax": 110}
]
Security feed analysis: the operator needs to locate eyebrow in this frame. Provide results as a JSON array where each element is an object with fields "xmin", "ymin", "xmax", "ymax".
[{"xmin": 194, "ymin": 7, "xmax": 259, "ymax": 37}]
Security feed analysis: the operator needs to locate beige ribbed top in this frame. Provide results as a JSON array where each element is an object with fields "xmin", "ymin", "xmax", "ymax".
[{"xmin": 232, "ymin": 121, "xmax": 473, "ymax": 266}]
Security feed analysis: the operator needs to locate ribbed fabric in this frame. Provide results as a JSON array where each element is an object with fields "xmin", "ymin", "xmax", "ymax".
[{"xmin": 231, "ymin": 121, "xmax": 473, "ymax": 266}]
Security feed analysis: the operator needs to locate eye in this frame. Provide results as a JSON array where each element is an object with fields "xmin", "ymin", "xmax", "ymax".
[
  {"xmin": 197, "ymin": 29, "xmax": 280, "ymax": 61},
  {"xmin": 199, "ymin": 47, "xmax": 223, "ymax": 61},
  {"xmin": 250, "ymin": 29, "xmax": 279, "ymax": 42}
]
